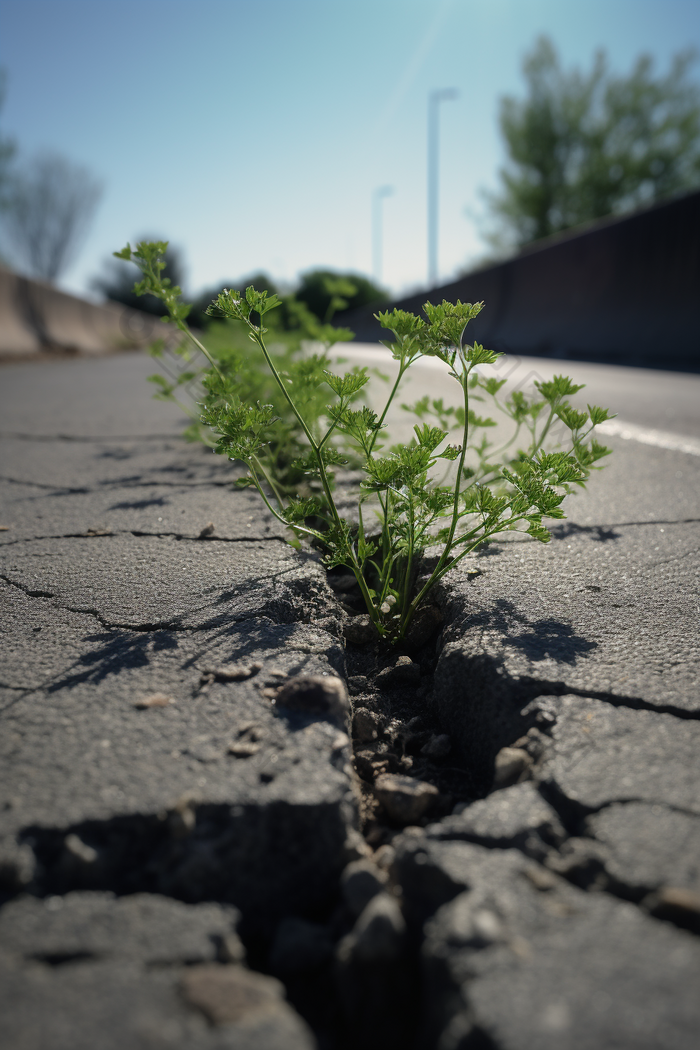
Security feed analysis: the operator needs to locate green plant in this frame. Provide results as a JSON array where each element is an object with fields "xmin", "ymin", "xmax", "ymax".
[
  {"xmin": 118, "ymin": 241, "xmax": 359, "ymax": 492},
  {"xmin": 117, "ymin": 240, "xmax": 613, "ymax": 644}
]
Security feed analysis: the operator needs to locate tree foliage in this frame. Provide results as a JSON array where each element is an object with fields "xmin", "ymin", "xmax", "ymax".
[
  {"xmin": 295, "ymin": 268, "xmax": 388, "ymax": 323},
  {"xmin": 487, "ymin": 37, "xmax": 700, "ymax": 248}
]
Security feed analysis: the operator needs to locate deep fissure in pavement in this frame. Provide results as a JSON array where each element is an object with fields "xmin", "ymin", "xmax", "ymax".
[{"xmin": 3, "ymin": 555, "xmax": 699, "ymax": 1049}]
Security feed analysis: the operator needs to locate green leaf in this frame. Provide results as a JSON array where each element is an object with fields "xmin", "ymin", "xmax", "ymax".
[
  {"xmin": 534, "ymin": 375, "xmax": 586, "ymax": 404},
  {"xmin": 413, "ymin": 423, "xmax": 449, "ymax": 452},
  {"xmin": 438, "ymin": 444, "xmax": 462, "ymax": 461},
  {"xmin": 587, "ymin": 404, "xmax": 615, "ymax": 425},
  {"xmin": 479, "ymin": 376, "xmax": 508, "ymax": 395},
  {"xmin": 323, "ymin": 368, "xmax": 370, "ymax": 398},
  {"xmin": 556, "ymin": 404, "xmax": 589, "ymax": 431},
  {"xmin": 527, "ymin": 521, "xmax": 551, "ymax": 542},
  {"xmin": 464, "ymin": 342, "xmax": 501, "ymax": 367},
  {"xmin": 283, "ymin": 496, "xmax": 324, "ymax": 524}
]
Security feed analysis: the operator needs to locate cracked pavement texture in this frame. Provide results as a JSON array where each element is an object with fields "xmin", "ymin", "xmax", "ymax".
[
  {"xmin": 0, "ymin": 353, "xmax": 357, "ymax": 1050},
  {"xmin": 2, "ymin": 349, "xmax": 700, "ymax": 1049}
]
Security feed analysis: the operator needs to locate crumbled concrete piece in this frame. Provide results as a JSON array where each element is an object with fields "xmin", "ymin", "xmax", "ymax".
[
  {"xmin": 179, "ymin": 964, "xmax": 316, "ymax": 1046},
  {"xmin": 376, "ymin": 656, "xmax": 420, "ymax": 686},
  {"xmin": 341, "ymin": 859, "xmax": 388, "ymax": 917},
  {"xmin": 419, "ymin": 839, "xmax": 700, "ymax": 1050},
  {"xmin": 0, "ymin": 892, "xmax": 243, "ymax": 967},
  {"xmin": 198, "ymin": 522, "xmax": 215, "ymax": 538},
  {"xmin": 492, "ymin": 746, "xmax": 533, "ymax": 788},
  {"xmin": 353, "ymin": 708, "xmax": 383, "ymax": 742},
  {"xmin": 428, "ymin": 781, "xmax": 565, "ymax": 858},
  {"xmin": 347, "ymin": 675, "xmax": 369, "ymax": 695},
  {"xmin": 527, "ymin": 695, "xmax": 700, "ymax": 815},
  {"xmin": 336, "ymin": 892, "xmax": 412, "ymax": 1046},
  {"xmin": 584, "ymin": 802, "xmax": 700, "ymax": 896},
  {"xmin": 269, "ymin": 916, "xmax": 333, "ymax": 974},
  {"xmin": 275, "ymin": 674, "xmax": 350, "ymax": 728},
  {"xmin": 374, "ymin": 774, "xmax": 438, "ymax": 825},
  {"xmin": 343, "ymin": 615, "xmax": 377, "ymax": 645},
  {"xmin": 181, "ymin": 964, "xmax": 281, "ymax": 1024}
]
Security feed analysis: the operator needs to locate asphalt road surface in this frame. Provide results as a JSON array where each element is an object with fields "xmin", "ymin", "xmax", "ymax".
[{"xmin": 1, "ymin": 346, "xmax": 699, "ymax": 1049}]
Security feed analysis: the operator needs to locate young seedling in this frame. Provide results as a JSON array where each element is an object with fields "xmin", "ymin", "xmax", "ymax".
[{"xmin": 117, "ymin": 241, "xmax": 614, "ymax": 643}]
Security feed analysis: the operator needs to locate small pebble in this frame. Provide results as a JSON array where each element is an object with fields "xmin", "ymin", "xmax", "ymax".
[
  {"xmin": 201, "ymin": 662, "xmax": 262, "ymax": 682},
  {"xmin": 275, "ymin": 674, "xmax": 349, "ymax": 727},
  {"xmin": 374, "ymin": 773, "xmax": 439, "ymax": 825},
  {"xmin": 376, "ymin": 656, "xmax": 420, "ymax": 686},
  {"xmin": 353, "ymin": 708, "xmax": 383, "ymax": 742},
  {"xmin": 228, "ymin": 741, "xmax": 260, "ymax": 758},
  {"xmin": 343, "ymin": 615, "xmax": 377, "ymax": 645},
  {"xmin": 134, "ymin": 692, "xmax": 172, "ymax": 709},
  {"xmin": 493, "ymin": 746, "xmax": 533, "ymax": 788}
]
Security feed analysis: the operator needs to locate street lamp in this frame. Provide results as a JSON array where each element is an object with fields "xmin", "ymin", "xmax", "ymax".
[
  {"xmin": 372, "ymin": 184, "xmax": 394, "ymax": 285},
  {"xmin": 427, "ymin": 87, "xmax": 458, "ymax": 286}
]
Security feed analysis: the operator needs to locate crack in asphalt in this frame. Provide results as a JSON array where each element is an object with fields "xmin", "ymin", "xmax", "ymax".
[
  {"xmin": 0, "ymin": 474, "xmax": 233, "ymax": 491},
  {"xmin": 0, "ymin": 432, "xmax": 184, "ymax": 442},
  {"xmin": 527, "ymin": 680, "xmax": 700, "ymax": 721},
  {"xmin": 0, "ymin": 530, "xmax": 284, "ymax": 547}
]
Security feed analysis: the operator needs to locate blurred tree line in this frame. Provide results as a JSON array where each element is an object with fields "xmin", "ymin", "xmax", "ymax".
[
  {"xmin": 1, "ymin": 37, "xmax": 699, "ymax": 296},
  {"xmin": 93, "ymin": 248, "xmax": 388, "ymax": 331}
]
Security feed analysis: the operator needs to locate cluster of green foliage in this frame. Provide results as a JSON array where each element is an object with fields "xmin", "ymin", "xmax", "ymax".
[
  {"xmin": 487, "ymin": 37, "xmax": 700, "ymax": 248},
  {"xmin": 117, "ymin": 240, "xmax": 613, "ymax": 643},
  {"xmin": 116, "ymin": 242, "xmax": 361, "ymax": 490}
]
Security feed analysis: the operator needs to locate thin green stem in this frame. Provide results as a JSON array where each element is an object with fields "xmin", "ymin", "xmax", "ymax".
[
  {"xmin": 251, "ymin": 454, "xmax": 285, "ymax": 512},
  {"xmin": 251, "ymin": 328, "xmax": 341, "ymax": 527},
  {"xmin": 367, "ymin": 357, "xmax": 412, "ymax": 456}
]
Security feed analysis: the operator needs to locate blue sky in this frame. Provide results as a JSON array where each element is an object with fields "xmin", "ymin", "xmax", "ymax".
[{"xmin": 1, "ymin": 0, "xmax": 699, "ymax": 298}]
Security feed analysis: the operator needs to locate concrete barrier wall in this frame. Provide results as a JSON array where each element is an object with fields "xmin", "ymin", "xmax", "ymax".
[
  {"xmin": 0, "ymin": 265, "xmax": 169, "ymax": 359},
  {"xmin": 340, "ymin": 190, "xmax": 700, "ymax": 371}
]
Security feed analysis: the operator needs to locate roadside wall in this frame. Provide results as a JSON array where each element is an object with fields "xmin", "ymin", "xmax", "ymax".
[
  {"xmin": 0, "ymin": 265, "xmax": 169, "ymax": 359},
  {"xmin": 340, "ymin": 190, "xmax": 700, "ymax": 371}
]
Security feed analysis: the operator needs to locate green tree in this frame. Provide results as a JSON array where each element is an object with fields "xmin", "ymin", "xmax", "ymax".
[
  {"xmin": 487, "ymin": 37, "xmax": 700, "ymax": 248},
  {"xmin": 295, "ymin": 268, "xmax": 388, "ymax": 323}
]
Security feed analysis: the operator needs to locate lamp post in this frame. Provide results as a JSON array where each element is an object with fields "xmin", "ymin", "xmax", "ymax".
[
  {"xmin": 372, "ymin": 184, "xmax": 394, "ymax": 285},
  {"xmin": 427, "ymin": 88, "xmax": 458, "ymax": 286}
]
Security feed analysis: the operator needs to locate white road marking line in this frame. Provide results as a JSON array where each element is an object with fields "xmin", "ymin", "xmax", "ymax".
[{"xmin": 597, "ymin": 420, "xmax": 700, "ymax": 457}]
